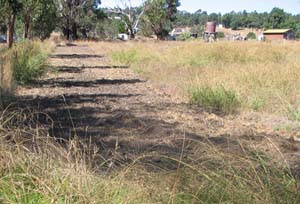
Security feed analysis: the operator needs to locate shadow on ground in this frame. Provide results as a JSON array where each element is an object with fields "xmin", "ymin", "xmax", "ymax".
[
  {"xmin": 49, "ymin": 65, "xmax": 129, "ymax": 74},
  {"xmin": 30, "ymin": 79, "xmax": 144, "ymax": 88},
  {"xmin": 50, "ymin": 54, "xmax": 104, "ymax": 59},
  {"xmin": 15, "ymin": 91, "xmax": 256, "ymax": 171}
]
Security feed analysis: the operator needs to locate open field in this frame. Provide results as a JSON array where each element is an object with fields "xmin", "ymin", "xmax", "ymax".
[
  {"xmin": 94, "ymin": 41, "xmax": 300, "ymax": 118},
  {"xmin": 0, "ymin": 41, "xmax": 300, "ymax": 203}
]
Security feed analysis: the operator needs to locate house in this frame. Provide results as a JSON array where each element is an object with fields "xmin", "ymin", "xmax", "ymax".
[{"xmin": 263, "ymin": 29, "xmax": 294, "ymax": 41}]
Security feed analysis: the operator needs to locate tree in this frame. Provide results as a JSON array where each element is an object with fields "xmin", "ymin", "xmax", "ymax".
[
  {"xmin": 266, "ymin": 7, "xmax": 287, "ymax": 29},
  {"xmin": 21, "ymin": 0, "xmax": 38, "ymax": 39},
  {"xmin": 106, "ymin": 0, "xmax": 146, "ymax": 39},
  {"xmin": 144, "ymin": 0, "xmax": 180, "ymax": 40},
  {"xmin": 55, "ymin": 0, "xmax": 102, "ymax": 40},
  {"xmin": 31, "ymin": 0, "xmax": 57, "ymax": 40},
  {"xmin": 230, "ymin": 12, "xmax": 244, "ymax": 30},
  {"xmin": 0, "ymin": 0, "xmax": 22, "ymax": 47},
  {"xmin": 19, "ymin": 0, "xmax": 57, "ymax": 40}
]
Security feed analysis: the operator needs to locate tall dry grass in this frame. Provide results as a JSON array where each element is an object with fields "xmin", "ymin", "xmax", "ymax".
[
  {"xmin": 0, "ymin": 45, "xmax": 13, "ymax": 106},
  {"xmin": 0, "ymin": 106, "xmax": 151, "ymax": 204},
  {"xmin": 0, "ymin": 41, "xmax": 53, "ymax": 106},
  {"xmin": 101, "ymin": 41, "xmax": 300, "ymax": 117},
  {"xmin": 0, "ymin": 106, "xmax": 299, "ymax": 203},
  {"xmin": 0, "ymin": 41, "xmax": 299, "ymax": 203}
]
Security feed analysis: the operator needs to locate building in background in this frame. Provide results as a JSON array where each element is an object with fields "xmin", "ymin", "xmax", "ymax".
[{"xmin": 263, "ymin": 29, "xmax": 294, "ymax": 40}]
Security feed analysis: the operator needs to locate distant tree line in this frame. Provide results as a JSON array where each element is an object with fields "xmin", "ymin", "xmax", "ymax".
[
  {"xmin": 175, "ymin": 8, "xmax": 300, "ymax": 37},
  {"xmin": 1, "ymin": 0, "xmax": 300, "ymax": 47}
]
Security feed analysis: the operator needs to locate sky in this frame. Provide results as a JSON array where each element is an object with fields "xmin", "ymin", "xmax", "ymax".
[{"xmin": 101, "ymin": 0, "xmax": 300, "ymax": 14}]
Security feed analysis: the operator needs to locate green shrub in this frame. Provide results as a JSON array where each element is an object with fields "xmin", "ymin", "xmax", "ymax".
[
  {"xmin": 247, "ymin": 32, "xmax": 257, "ymax": 40},
  {"xmin": 177, "ymin": 32, "xmax": 192, "ymax": 41},
  {"xmin": 9, "ymin": 41, "xmax": 51, "ymax": 85},
  {"xmin": 190, "ymin": 85, "xmax": 240, "ymax": 114},
  {"xmin": 217, "ymin": 31, "xmax": 225, "ymax": 38}
]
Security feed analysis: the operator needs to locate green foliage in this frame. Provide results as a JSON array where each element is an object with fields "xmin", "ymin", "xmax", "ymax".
[
  {"xmin": 190, "ymin": 24, "xmax": 204, "ymax": 37},
  {"xmin": 266, "ymin": 7, "xmax": 287, "ymax": 29},
  {"xmin": 217, "ymin": 31, "xmax": 225, "ymax": 38},
  {"xmin": 95, "ymin": 19, "xmax": 121, "ymax": 40},
  {"xmin": 177, "ymin": 31, "xmax": 191, "ymax": 41},
  {"xmin": 0, "ymin": 0, "xmax": 22, "ymax": 19},
  {"xmin": 56, "ymin": 0, "xmax": 105, "ymax": 40},
  {"xmin": 190, "ymin": 85, "xmax": 240, "ymax": 114},
  {"xmin": 175, "ymin": 8, "xmax": 300, "ymax": 34},
  {"xmin": 247, "ymin": 32, "xmax": 257, "ymax": 40},
  {"xmin": 144, "ymin": 0, "xmax": 180, "ymax": 39},
  {"xmin": 31, "ymin": 0, "xmax": 57, "ymax": 40},
  {"xmin": 9, "ymin": 41, "xmax": 51, "ymax": 84}
]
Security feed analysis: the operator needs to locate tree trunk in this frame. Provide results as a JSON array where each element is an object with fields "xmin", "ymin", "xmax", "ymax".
[
  {"xmin": 23, "ymin": 14, "xmax": 32, "ymax": 39},
  {"xmin": 71, "ymin": 23, "xmax": 78, "ymax": 40},
  {"xmin": 7, "ymin": 14, "xmax": 16, "ymax": 48},
  {"xmin": 156, "ymin": 34, "xmax": 164, "ymax": 40}
]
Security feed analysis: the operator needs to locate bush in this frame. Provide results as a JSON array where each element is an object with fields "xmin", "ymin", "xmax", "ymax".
[
  {"xmin": 247, "ymin": 32, "xmax": 257, "ymax": 40},
  {"xmin": 217, "ymin": 31, "xmax": 225, "ymax": 38},
  {"xmin": 190, "ymin": 85, "xmax": 240, "ymax": 114},
  {"xmin": 177, "ymin": 32, "xmax": 192, "ymax": 41},
  {"xmin": 9, "ymin": 41, "xmax": 52, "ymax": 85}
]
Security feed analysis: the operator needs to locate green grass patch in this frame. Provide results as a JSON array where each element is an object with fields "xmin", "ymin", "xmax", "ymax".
[
  {"xmin": 8, "ymin": 41, "xmax": 52, "ymax": 85},
  {"xmin": 111, "ymin": 49, "xmax": 138, "ymax": 66},
  {"xmin": 190, "ymin": 85, "xmax": 240, "ymax": 114}
]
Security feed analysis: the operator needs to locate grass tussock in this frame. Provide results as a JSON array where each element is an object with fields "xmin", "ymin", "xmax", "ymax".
[
  {"xmin": 190, "ymin": 85, "xmax": 240, "ymax": 114},
  {"xmin": 0, "ymin": 106, "xmax": 299, "ymax": 204},
  {"xmin": 9, "ymin": 40, "xmax": 53, "ymax": 85},
  {"xmin": 106, "ymin": 41, "xmax": 300, "ymax": 117},
  {"xmin": 0, "ymin": 40, "xmax": 53, "ymax": 100}
]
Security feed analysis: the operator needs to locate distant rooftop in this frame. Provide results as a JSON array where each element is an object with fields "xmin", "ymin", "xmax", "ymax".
[{"xmin": 263, "ymin": 29, "xmax": 291, "ymax": 34}]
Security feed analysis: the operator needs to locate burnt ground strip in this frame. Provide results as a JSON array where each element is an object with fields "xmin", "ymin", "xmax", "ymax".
[{"xmin": 16, "ymin": 43, "xmax": 300, "ymax": 171}]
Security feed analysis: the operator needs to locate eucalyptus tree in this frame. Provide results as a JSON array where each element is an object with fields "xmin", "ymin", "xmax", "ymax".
[
  {"xmin": 55, "ymin": 0, "xmax": 102, "ymax": 40},
  {"xmin": 107, "ymin": 0, "xmax": 146, "ymax": 39},
  {"xmin": 21, "ymin": 0, "xmax": 38, "ymax": 38},
  {"xmin": 0, "ymin": 0, "xmax": 22, "ymax": 47},
  {"xmin": 144, "ymin": 0, "xmax": 180, "ymax": 40}
]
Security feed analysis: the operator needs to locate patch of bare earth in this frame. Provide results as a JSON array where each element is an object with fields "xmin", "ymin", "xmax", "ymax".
[{"xmin": 16, "ymin": 42, "xmax": 300, "ymax": 172}]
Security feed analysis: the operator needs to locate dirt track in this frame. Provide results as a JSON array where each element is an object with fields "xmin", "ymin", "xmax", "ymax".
[{"xmin": 16, "ymin": 43, "xmax": 300, "ymax": 170}]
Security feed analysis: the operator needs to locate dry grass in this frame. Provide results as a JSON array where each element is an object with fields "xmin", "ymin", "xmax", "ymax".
[
  {"xmin": 0, "ymin": 106, "xmax": 151, "ymax": 204},
  {"xmin": 0, "ymin": 106, "xmax": 299, "ymax": 203},
  {"xmin": 0, "ymin": 40, "xmax": 53, "ymax": 106},
  {"xmin": 0, "ymin": 45, "xmax": 13, "ymax": 105},
  {"xmin": 1, "ymin": 41, "xmax": 299, "ymax": 203},
  {"xmin": 91, "ymin": 40, "xmax": 300, "ymax": 117}
]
